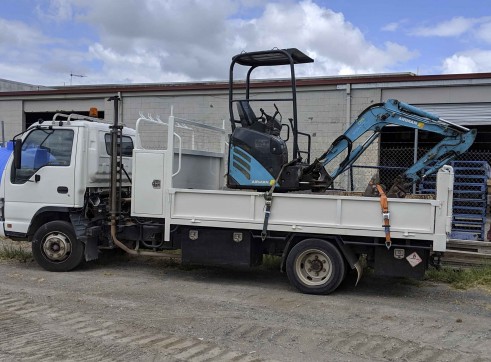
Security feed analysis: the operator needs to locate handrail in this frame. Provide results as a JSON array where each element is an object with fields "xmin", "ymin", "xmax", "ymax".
[
  {"xmin": 51, "ymin": 113, "xmax": 101, "ymax": 123},
  {"xmin": 135, "ymin": 112, "xmax": 183, "ymax": 149},
  {"xmin": 135, "ymin": 111, "xmax": 226, "ymax": 150},
  {"xmin": 135, "ymin": 110, "xmax": 227, "ymax": 185},
  {"xmin": 172, "ymin": 133, "xmax": 182, "ymax": 177},
  {"xmin": 173, "ymin": 116, "xmax": 227, "ymax": 134}
]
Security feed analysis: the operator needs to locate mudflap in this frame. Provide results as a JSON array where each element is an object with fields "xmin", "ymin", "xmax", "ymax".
[
  {"xmin": 84, "ymin": 226, "xmax": 102, "ymax": 262},
  {"xmin": 334, "ymin": 238, "xmax": 363, "ymax": 286},
  {"xmin": 70, "ymin": 213, "xmax": 99, "ymax": 262},
  {"xmin": 374, "ymin": 247, "xmax": 428, "ymax": 279},
  {"xmin": 84, "ymin": 235, "xmax": 99, "ymax": 262}
]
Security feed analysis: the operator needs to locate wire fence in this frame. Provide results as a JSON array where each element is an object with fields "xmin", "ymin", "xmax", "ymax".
[{"xmin": 350, "ymin": 146, "xmax": 491, "ymax": 241}]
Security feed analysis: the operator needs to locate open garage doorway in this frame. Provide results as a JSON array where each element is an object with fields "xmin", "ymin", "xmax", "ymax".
[{"xmin": 380, "ymin": 124, "xmax": 491, "ymax": 167}]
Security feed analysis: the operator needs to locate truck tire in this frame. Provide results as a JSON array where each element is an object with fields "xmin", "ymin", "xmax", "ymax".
[
  {"xmin": 286, "ymin": 238, "xmax": 346, "ymax": 295},
  {"xmin": 32, "ymin": 221, "xmax": 85, "ymax": 272}
]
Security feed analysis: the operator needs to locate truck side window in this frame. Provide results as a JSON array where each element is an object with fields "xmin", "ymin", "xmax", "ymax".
[
  {"xmin": 12, "ymin": 129, "xmax": 74, "ymax": 184},
  {"xmin": 104, "ymin": 134, "xmax": 134, "ymax": 157}
]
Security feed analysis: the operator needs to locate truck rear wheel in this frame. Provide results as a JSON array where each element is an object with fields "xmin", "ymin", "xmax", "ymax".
[
  {"xmin": 32, "ymin": 221, "xmax": 85, "ymax": 272},
  {"xmin": 286, "ymin": 238, "xmax": 346, "ymax": 295}
]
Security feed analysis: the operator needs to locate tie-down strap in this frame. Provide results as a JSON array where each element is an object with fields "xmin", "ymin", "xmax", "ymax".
[{"xmin": 376, "ymin": 184, "xmax": 392, "ymax": 249}]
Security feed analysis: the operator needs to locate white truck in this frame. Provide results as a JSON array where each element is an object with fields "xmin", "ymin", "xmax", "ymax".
[{"xmin": 0, "ymin": 49, "xmax": 475, "ymax": 294}]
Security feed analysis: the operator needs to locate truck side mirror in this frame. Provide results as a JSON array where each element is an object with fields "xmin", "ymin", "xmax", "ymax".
[{"xmin": 13, "ymin": 139, "xmax": 22, "ymax": 169}]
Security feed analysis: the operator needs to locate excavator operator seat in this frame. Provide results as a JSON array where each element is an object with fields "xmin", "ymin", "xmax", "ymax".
[{"xmin": 236, "ymin": 101, "xmax": 257, "ymax": 127}]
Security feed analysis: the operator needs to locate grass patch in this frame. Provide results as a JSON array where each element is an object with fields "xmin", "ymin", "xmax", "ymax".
[
  {"xmin": 425, "ymin": 266, "xmax": 491, "ymax": 291},
  {"xmin": 0, "ymin": 243, "xmax": 32, "ymax": 262},
  {"xmin": 262, "ymin": 255, "xmax": 281, "ymax": 270}
]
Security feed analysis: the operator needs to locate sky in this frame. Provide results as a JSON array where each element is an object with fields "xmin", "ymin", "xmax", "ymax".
[{"xmin": 1, "ymin": 0, "xmax": 491, "ymax": 86}]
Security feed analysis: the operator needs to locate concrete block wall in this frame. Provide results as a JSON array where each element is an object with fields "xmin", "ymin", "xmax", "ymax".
[
  {"xmin": 383, "ymin": 85, "xmax": 491, "ymax": 104},
  {"xmin": 121, "ymin": 93, "xmax": 230, "ymax": 153},
  {"xmin": 347, "ymin": 88, "xmax": 383, "ymax": 190},
  {"xmin": 122, "ymin": 93, "xmax": 229, "ymax": 129},
  {"xmin": 297, "ymin": 89, "xmax": 346, "ymax": 157},
  {"xmin": 0, "ymin": 100, "xmax": 23, "ymax": 142},
  {"xmin": 24, "ymin": 98, "xmax": 107, "ymax": 115}
]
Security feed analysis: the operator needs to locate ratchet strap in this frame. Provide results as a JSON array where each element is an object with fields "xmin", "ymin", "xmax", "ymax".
[
  {"xmin": 261, "ymin": 192, "xmax": 273, "ymax": 241},
  {"xmin": 376, "ymin": 184, "xmax": 392, "ymax": 249},
  {"xmin": 261, "ymin": 157, "xmax": 302, "ymax": 241}
]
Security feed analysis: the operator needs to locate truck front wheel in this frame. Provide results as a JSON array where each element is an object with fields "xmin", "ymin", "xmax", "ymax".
[
  {"xmin": 32, "ymin": 221, "xmax": 85, "ymax": 272},
  {"xmin": 286, "ymin": 238, "xmax": 346, "ymax": 295}
]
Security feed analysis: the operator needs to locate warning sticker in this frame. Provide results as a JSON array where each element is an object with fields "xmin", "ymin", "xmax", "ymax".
[
  {"xmin": 406, "ymin": 252, "xmax": 423, "ymax": 267},
  {"xmin": 394, "ymin": 248, "xmax": 405, "ymax": 259}
]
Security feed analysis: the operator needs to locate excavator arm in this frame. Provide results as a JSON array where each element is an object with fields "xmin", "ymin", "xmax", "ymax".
[{"xmin": 306, "ymin": 99, "xmax": 476, "ymax": 194}]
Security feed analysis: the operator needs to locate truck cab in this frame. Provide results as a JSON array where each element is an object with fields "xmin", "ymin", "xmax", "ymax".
[{"xmin": 0, "ymin": 115, "xmax": 135, "ymax": 242}]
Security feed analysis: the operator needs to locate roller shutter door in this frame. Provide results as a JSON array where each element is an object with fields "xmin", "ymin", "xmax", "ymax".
[{"xmin": 413, "ymin": 103, "xmax": 491, "ymax": 126}]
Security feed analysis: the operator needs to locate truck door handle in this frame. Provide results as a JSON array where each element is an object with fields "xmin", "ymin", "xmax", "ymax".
[{"xmin": 57, "ymin": 186, "xmax": 69, "ymax": 194}]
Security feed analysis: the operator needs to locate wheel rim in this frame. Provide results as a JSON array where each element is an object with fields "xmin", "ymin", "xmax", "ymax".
[
  {"xmin": 42, "ymin": 232, "xmax": 72, "ymax": 262},
  {"xmin": 294, "ymin": 248, "xmax": 332, "ymax": 286}
]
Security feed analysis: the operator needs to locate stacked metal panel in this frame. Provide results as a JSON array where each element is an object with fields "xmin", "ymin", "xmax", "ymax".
[
  {"xmin": 420, "ymin": 161, "xmax": 490, "ymax": 241},
  {"xmin": 450, "ymin": 161, "xmax": 489, "ymax": 240}
]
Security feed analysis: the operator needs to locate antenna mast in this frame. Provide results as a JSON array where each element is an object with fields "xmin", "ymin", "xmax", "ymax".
[{"xmin": 70, "ymin": 73, "xmax": 87, "ymax": 85}]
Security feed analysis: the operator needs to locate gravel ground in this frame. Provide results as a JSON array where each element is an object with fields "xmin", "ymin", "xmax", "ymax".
[{"xmin": 0, "ymin": 239, "xmax": 490, "ymax": 362}]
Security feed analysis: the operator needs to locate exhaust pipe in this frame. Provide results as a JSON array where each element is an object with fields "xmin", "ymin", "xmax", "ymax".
[{"xmin": 107, "ymin": 95, "xmax": 180, "ymax": 260}]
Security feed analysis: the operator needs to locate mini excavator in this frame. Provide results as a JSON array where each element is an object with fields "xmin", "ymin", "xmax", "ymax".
[{"xmin": 227, "ymin": 48, "xmax": 476, "ymax": 196}]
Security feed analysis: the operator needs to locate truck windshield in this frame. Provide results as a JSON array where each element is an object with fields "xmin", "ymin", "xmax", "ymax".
[{"xmin": 13, "ymin": 128, "xmax": 74, "ymax": 183}]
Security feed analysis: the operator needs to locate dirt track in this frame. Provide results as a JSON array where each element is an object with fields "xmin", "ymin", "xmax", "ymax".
[{"xmin": 0, "ymin": 242, "xmax": 490, "ymax": 362}]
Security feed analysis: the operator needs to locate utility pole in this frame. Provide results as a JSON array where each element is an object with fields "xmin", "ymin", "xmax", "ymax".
[{"xmin": 70, "ymin": 73, "xmax": 87, "ymax": 85}]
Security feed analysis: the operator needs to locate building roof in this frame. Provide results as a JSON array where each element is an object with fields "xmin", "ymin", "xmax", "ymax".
[
  {"xmin": 0, "ymin": 78, "xmax": 52, "ymax": 92},
  {"xmin": 1, "ymin": 72, "xmax": 491, "ymax": 97}
]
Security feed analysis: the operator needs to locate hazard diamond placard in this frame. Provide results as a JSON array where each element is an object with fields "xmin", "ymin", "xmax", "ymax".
[{"xmin": 406, "ymin": 252, "xmax": 423, "ymax": 267}]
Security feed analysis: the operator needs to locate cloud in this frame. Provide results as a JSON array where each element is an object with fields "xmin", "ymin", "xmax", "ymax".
[
  {"xmin": 442, "ymin": 50, "xmax": 491, "ymax": 73},
  {"xmin": 0, "ymin": 18, "xmax": 50, "ymax": 47},
  {"xmin": 382, "ymin": 22, "xmax": 400, "ymax": 32},
  {"xmin": 75, "ymin": 0, "xmax": 416, "ymax": 82},
  {"xmin": 74, "ymin": 0, "xmax": 238, "ymax": 81},
  {"xmin": 87, "ymin": 43, "xmax": 191, "ymax": 83},
  {"xmin": 412, "ymin": 17, "xmax": 479, "ymax": 37},
  {"xmin": 0, "ymin": 0, "xmax": 418, "ymax": 85},
  {"xmin": 411, "ymin": 16, "xmax": 491, "ymax": 75},
  {"xmin": 476, "ymin": 22, "xmax": 491, "ymax": 43},
  {"xmin": 36, "ymin": 0, "xmax": 74, "ymax": 22},
  {"xmin": 0, "ymin": 18, "xmax": 72, "ymax": 85},
  {"xmin": 411, "ymin": 16, "xmax": 491, "ymax": 38}
]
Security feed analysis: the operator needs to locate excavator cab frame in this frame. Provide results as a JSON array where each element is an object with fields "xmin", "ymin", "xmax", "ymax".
[
  {"xmin": 227, "ymin": 48, "xmax": 319, "ymax": 191},
  {"xmin": 228, "ymin": 48, "xmax": 313, "ymax": 162}
]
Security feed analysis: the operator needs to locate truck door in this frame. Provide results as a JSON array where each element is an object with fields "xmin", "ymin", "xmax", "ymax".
[{"xmin": 3, "ymin": 127, "xmax": 78, "ymax": 235}]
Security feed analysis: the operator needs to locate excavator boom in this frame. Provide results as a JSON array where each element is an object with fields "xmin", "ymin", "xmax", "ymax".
[{"xmin": 310, "ymin": 99, "xmax": 476, "ymax": 194}]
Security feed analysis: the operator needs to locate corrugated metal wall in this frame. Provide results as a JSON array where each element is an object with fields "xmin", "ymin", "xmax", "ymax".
[{"xmin": 413, "ymin": 103, "xmax": 491, "ymax": 126}]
